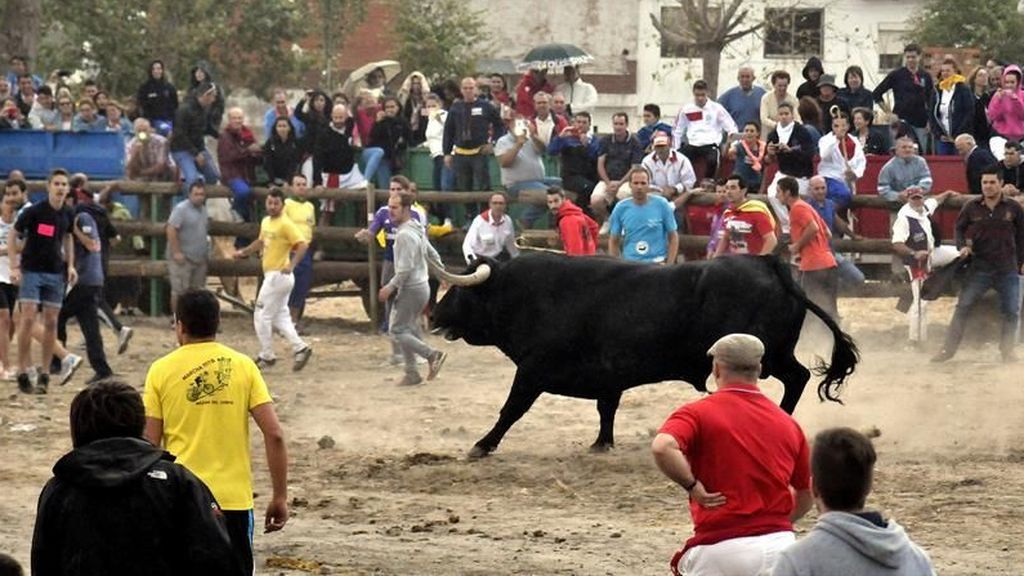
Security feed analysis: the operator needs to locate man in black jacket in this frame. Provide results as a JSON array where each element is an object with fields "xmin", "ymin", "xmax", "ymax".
[
  {"xmin": 31, "ymin": 381, "xmax": 242, "ymax": 576},
  {"xmin": 954, "ymin": 133, "xmax": 998, "ymax": 194},
  {"xmin": 442, "ymin": 77, "xmax": 503, "ymax": 192},
  {"xmin": 170, "ymin": 81, "xmax": 220, "ymax": 196},
  {"xmin": 136, "ymin": 60, "xmax": 178, "ymax": 135},
  {"xmin": 873, "ymin": 43, "xmax": 935, "ymax": 153}
]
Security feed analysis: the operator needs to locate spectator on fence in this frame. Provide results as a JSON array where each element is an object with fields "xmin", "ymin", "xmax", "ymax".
[
  {"xmin": 968, "ymin": 66, "xmax": 993, "ymax": 147},
  {"xmin": 592, "ymin": 112, "xmax": 644, "ymax": 224},
  {"xmin": 761, "ymin": 71, "xmax": 801, "ymax": 134},
  {"xmin": 931, "ymin": 58, "xmax": 975, "ymax": 157},
  {"xmin": 284, "ymin": 173, "xmax": 315, "ymax": 328},
  {"xmin": 777, "ymin": 176, "xmax": 839, "ymax": 320},
  {"xmin": 166, "ymin": 181, "xmax": 209, "ymax": 319},
  {"xmin": 27, "ymin": 85, "xmax": 57, "ymax": 130},
  {"xmin": 532, "ymin": 91, "xmax": 568, "ymax": 148},
  {"xmin": 551, "ymin": 93, "xmax": 570, "ymax": 123},
  {"xmin": 555, "ymin": 65, "xmax": 598, "ymax": 116},
  {"xmin": 816, "ymin": 75, "xmax": 850, "ymax": 133},
  {"xmin": 515, "ymin": 68, "xmax": 555, "ymax": 119},
  {"xmin": 851, "ymin": 107, "xmax": 888, "ymax": 155},
  {"xmin": 652, "ymin": 333, "xmax": 813, "ymax": 576},
  {"xmin": 81, "ymin": 80, "xmax": 99, "ymax": 104},
  {"xmin": 218, "ymin": 107, "xmax": 263, "ymax": 225},
  {"xmin": 797, "ymin": 57, "xmax": 824, "ymax": 100},
  {"xmin": 489, "ymin": 74, "xmax": 513, "ymax": 108},
  {"xmin": 673, "ymin": 80, "xmax": 738, "ymax": 181},
  {"xmin": 874, "ymin": 43, "xmax": 934, "ymax": 154},
  {"xmin": 14, "ymin": 74, "xmax": 36, "ymax": 117},
  {"xmin": 715, "ymin": 174, "xmax": 777, "ymax": 257},
  {"xmin": 126, "ymin": 118, "xmax": 173, "ymax": 181},
  {"xmin": 0, "ymin": 187, "xmax": 17, "ymax": 379},
  {"xmin": 719, "ymin": 66, "xmax": 766, "ymax": 129},
  {"xmin": 609, "ymin": 166, "xmax": 678, "ymax": 264},
  {"xmin": 0, "ymin": 77, "xmax": 10, "ymax": 101},
  {"xmin": 807, "ymin": 175, "xmax": 866, "ymax": 288},
  {"xmin": 170, "ymin": 82, "xmax": 221, "ymax": 195},
  {"xmin": 933, "ymin": 166, "xmax": 1024, "ymax": 363},
  {"xmin": 444, "ymin": 77, "xmax": 503, "ymax": 195},
  {"xmin": 817, "ymin": 111, "xmax": 865, "ymax": 210},
  {"xmin": 263, "ymin": 116, "xmax": 303, "ymax": 186},
  {"xmin": 877, "ymin": 136, "xmax": 933, "ymax": 202},
  {"xmin": 293, "ymin": 89, "xmax": 332, "ymax": 185},
  {"xmin": 10, "ymin": 169, "xmax": 76, "ymax": 395},
  {"xmin": 987, "ymin": 65, "xmax": 1024, "ymax": 146},
  {"xmin": 0, "ymin": 97, "xmax": 29, "ymax": 130},
  {"xmin": 638, "ymin": 103, "xmax": 675, "ymax": 151},
  {"xmin": 728, "ymin": 121, "xmax": 767, "ymax": 192},
  {"xmin": 397, "ymin": 71, "xmax": 430, "ymax": 147},
  {"xmin": 643, "ymin": 134, "xmax": 697, "ymax": 210},
  {"xmin": 93, "ymin": 90, "xmax": 110, "ymax": 117},
  {"xmin": 144, "ymin": 289, "xmax": 290, "ymax": 574},
  {"xmin": 32, "ymin": 381, "xmax": 243, "ymax": 576},
  {"xmin": 264, "ymin": 89, "xmax": 305, "ymax": 141},
  {"xmin": 315, "ymin": 103, "xmax": 367, "ymax": 232},
  {"xmin": 798, "ymin": 97, "xmax": 823, "ymax": 148},
  {"xmin": 547, "ymin": 186, "xmax": 599, "ymax": 256},
  {"xmin": 6, "ymin": 56, "xmax": 41, "ymax": 96},
  {"xmin": 494, "ymin": 110, "xmax": 561, "ymax": 227},
  {"xmin": 998, "ymin": 140, "xmax": 1024, "ymax": 195},
  {"xmin": 954, "ymin": 133, "xmax": 998, "ymax": 195},
  {"xmin": 103, "ymin": 101, "xmax": 132, "ymax": 136},
  {"xmin": 548, "ymin": 111, "xmax": 601, "ymax": 211},
  {"xmin": 136, "ymin": 60, "xmax": 178, "ymax": 134},
  {"xmin": 423, "ymin": 94, "xmax": 454, "ymax": 225},
  {"xmin": 766, "ymin": 102, "xmax": 815, "ymax": 199},
  {"xmin": 72, "ymin": 98, "xmax": 105, "ymax": 132},
  {"xmin": 188, "ymin": 61, "xmax": 225, "ymax": 138},
  {"xmin": 353, "ymin": 89, "xmax": 389, "ymax": 188},
  {"xmin": 463, "ymin": 192, "xmax": 519, "ymax": 264},
  {"xmin": 838, "ymin": 65, "xmax": 875, "ymax": 112},
  {"xmin": 55, "ymin": 94, "xmax": 75, "ymax": 131},
  {"xmin": 370, "ymin": 96, "xmax": 412, "ymax": 187}
]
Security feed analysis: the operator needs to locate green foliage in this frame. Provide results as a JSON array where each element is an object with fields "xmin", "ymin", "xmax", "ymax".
[
  {"xmin": 911, "ymin": 0, "xmax": 1024, "ymax": 63},
  {"xmin": 392, "ymin": 0, "xmax": 487, "ymax": 83},
  {"xmin": 37, "ymin": 0, "xmax": 309, "ymax": 98}
]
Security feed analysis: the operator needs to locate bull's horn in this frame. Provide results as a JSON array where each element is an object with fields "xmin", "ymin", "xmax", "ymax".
[{"xmin": 428, "ymin": 259, "xmax": 491, "ymax": 286}]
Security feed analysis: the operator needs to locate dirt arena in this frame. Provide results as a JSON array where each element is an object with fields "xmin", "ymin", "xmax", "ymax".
[{"xmin": 1, "ymin": 289, "xmax": 1022, "ymax": 575}]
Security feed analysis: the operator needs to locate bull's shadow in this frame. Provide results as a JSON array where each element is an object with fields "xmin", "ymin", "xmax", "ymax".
[{"xmin": 431, "ymin": 253, "xmax": 858, "ymax": 459}]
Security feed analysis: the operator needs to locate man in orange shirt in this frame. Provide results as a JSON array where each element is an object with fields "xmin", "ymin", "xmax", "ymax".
[{"xmin": 776, "ymin": 176, "xmax": 838, "ymax": 319}]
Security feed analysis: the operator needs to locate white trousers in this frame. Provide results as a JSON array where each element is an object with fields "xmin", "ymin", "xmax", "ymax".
[
  {"xmin": 681, "ymin": 531, "xmax": 795, "ymax": 576},
  {"xmin": 255, "ymin": 271, "xmax": 306, "ymax": 361}
]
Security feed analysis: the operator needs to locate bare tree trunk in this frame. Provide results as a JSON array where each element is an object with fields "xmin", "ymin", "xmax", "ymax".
[
  {"xmin": 0, "ymin": 0, "xmax": 42, "ymax": 64},
  {"xmin": 701, "ymin": 46, "xmax": 723, "ymax": 98}
]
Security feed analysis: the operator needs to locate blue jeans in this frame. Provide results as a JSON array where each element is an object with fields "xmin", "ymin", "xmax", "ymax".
[
  {"xmin": 507, "ymin": 177, "xmax": 563, "ymax": 228},
  {"xmin": 171, "ymin": 150, "xmax": 220, "ymax": 195},
  {"xmin": 287, "ymin": 250, "xmax": 314, "ymax": 314},
  {"xmin": 453, "ymin": 154, "xmax": 490, "ymax": 192},
  {"xmin": 227, "ymin": 178, "xmax": 253, "ymax": 222},
  {"xmin": 934, "ymin": 139, "xmax": 957, "ymax": 156},
  {"xmin": 18, "ymin": 271, "xmax": 65, "ymax": 308},
  {"xmin": 361, "ymin": 147, "xmax": 386, "ymax": 187},
  {"xmin": 432, "ymin": 156, "xmax": 456, "ymax": 220},
  {"xmin": 943, "ymin": 269, "xmax": 1022, "ymax": 355},
  {"xmin": 834, "ymin": 252, "xmax": 865, "ymax": 286},
  {"xmin": 912, "ymin": 125, "xmax": 931, "ymax": 155}
]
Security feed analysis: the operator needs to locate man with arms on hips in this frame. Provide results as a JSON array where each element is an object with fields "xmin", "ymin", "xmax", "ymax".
[
  {"xmin": 463, "ymin": 193, "xmax": 519, "ymax": 264},
  {"xmin": 378, "ymin": 191, "xmax": 447, "ymax": 387},
  {"xmin": 772, "ymin": 428, "xmax": 935, "ymax": 575},
  {"xmin": 608, "ymin": 167, "xmax": 679, "ymax": 264},
  {"xmin": 166, "ymin": 181, "xmax": 209, "ymax": 319},
  {"xmin": 144, "ymin": 289, "xmax": 288, "ymax": 575},
  {"xmin": 9, "ymin": 168, "xmax": 77, "ymax": 394},
  {"xmin": 652, "ymin": 333, "xmax": 813, "ymax": 576},
  {"xmin": 715, "ymin": 174, "xmax": 778, "ymax": 257},
  {"xmin": 234, "ymin": 188, "xmax": 313, "ymax": 372}
]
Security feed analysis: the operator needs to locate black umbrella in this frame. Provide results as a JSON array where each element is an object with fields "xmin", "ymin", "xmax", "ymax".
[{"xmin": 517, "ymin": 43, "xmax": 594, "ymax": 72}]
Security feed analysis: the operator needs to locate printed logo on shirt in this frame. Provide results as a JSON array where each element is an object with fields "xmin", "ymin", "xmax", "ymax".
[
  {"xmin": 183, "ymin": 356, "xmax": 234, "ymax": 404},
  {"xmin": 685, "ymin": 111, "xmax": 704, "ymax": 122},
  {"xmin": 471, "ymin": 107, "xmax": 483, "ymax": 116},
  {"xmin": 37, "ymin": 223, "xmax": 55, "ymax": 237},
  {"xmin": 147, "ymin": 470, "xmax": 169, "ymax": 481},
  {"xmin": 634, "ymin": 240, "xmax": 650, "ymax": 255}
]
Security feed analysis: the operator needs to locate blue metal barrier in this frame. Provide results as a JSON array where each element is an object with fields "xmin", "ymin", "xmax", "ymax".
[{"xmin": 0, "ymin": 130, "xmax": 126, "ymax": 180}]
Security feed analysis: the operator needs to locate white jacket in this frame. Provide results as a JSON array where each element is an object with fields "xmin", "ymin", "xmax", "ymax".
[
  {"xmin": 425, "ymin": 109, "xmax": 447, "ymax": 158},
  {"xmin": 641, "ymin": 150, "xmax": 696, "ymax": 194},
  {"xmin": 672, "ymin": 100, "xmax": 738, "ymax": 149},
  {"xmin": 462, "ymin": 210, "xmax": 519, "ymax": 264},
  {"xmin": 817, "ymin": 132, "xmax": 866, "ymax": 183}
]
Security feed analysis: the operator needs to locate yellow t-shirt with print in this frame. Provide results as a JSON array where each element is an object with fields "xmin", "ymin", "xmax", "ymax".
[
  {"xmin": 143, "ymin": 341, "xmax": 272, "ymax": 510},
  {"xmin": 259, "ymin": 214, "xmax": 303, "ymax": 272},
  {"xmin": 283, "ymin": 197, "xmax": 315, "ymax": 244}
]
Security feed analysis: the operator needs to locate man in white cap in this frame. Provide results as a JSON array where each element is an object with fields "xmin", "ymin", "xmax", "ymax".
[{"xmin": 651, "ymin": 333, "xmax": 813, "ymax": 576}]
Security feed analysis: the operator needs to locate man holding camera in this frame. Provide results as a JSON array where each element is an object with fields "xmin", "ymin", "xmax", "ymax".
[{"xmin": 494, "ymin": 112, "xmax": 560, "ymax": 227}]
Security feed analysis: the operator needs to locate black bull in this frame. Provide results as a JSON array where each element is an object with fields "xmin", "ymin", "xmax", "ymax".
[{"xmin": 431, "ymin": 253, "xmax": 859, "ymax": 458}]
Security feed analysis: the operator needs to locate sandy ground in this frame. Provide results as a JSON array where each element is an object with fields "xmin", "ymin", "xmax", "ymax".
[{"xmin": 1, "ymin": 286, "xmax": 1022, "ymax": 575}]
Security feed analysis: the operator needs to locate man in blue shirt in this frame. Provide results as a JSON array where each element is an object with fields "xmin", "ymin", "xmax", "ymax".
[
  {"xmin": 718, "ymin": 66, "xmax": 767, "ymax": 129},
  {"xmin": 609, "ymin": 167, "xmax": 679, "ymax": 264},
  {"xmin": 637, "ymin": 104, "xmax": 675, "ymax": 151}
]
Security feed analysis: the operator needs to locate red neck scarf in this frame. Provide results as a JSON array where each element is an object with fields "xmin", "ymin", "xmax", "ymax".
[{"xmin": 741, "ymin": 138, "xmax": 766, "ymax": 172}]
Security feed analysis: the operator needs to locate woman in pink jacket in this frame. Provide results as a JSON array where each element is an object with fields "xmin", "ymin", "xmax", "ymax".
[{"xmin": 986, "ymin": 65, "xmax": 1024, "ymax": 142}]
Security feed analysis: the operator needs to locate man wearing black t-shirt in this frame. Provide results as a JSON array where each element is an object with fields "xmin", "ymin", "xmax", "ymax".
[{"xmin": 9, "ymin": 169, "xmax": 77, "ymax": 394}]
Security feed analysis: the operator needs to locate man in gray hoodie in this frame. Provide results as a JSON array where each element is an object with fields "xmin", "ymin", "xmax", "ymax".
[
  {"xmin": 378, "ymin": 191, "xmax": 447, "ymax": 386},
  {"xmin": 772, "ymin": 427, "xmax": 935, "ymax": 575}
]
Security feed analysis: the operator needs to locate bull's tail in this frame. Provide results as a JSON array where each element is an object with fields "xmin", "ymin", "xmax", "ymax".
[{"xmin": 768, "ymin": 256, "xmax": 860, "ymax": 404}]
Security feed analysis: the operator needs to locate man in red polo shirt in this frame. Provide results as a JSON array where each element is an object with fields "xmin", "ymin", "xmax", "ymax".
[
  {"xmin": 714, "ymin": 174, "xmax": 777, "ymax": 257},
  {"xmin": 652, "ymin": 333, "xmax": 813, "ymax": 575},
  {"xmin": 777, "ymin": 176, "xmax": 839, "ymax": 321}
]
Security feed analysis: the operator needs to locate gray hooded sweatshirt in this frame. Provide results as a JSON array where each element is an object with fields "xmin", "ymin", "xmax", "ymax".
[
  {"xmin": 772, "ymin": 511, "xmax": 935, "ymax": 576},
  {"xmin": 387, "ymin": 218, "xmax": 442, "ymax": 290}
]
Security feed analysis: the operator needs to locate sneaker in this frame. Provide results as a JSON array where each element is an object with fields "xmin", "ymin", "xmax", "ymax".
[
  {"xmin": 17, "ymin": 372, "xmax": 33, "ymax": 394},
  {"xmin": 931, "ymin": 349, "xmax": 954, "ymax": 363},
  {"xmin": 117, "ymin": 326, "xmax": 134, "ymax": 355},
  {"xmin": 398, "ymin": 373, "xmax": 424, "ymax": 386},
  {"xmin": 37, "ymin": 372, "xmax": 49, "ymax": 394},
  {"xmin": 426, "ymin": 351, "xmax": 447, "ymax": 381},
  {"xmin": 292, "ymin": 347, "xmax": 313, "ymax": 372},
  {"xmin": 254, "ymin": 357, "xmax": 276, "ymax": 371},
  {"xmin": 58, "ymin": 354, "xmax": 84, "ymax": 386}
]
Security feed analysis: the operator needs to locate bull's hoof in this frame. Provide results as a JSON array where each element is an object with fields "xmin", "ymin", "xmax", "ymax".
[
  {"xmin": 467, "ymin": 444, "xmax": 492, "ymax": 460},
  {"xmin": 589, "ymin": 441, "xmax": 614, "ymax": 454}
]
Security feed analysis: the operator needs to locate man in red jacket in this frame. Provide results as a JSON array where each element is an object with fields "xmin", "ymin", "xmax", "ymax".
[{"xmin": 546, "ymin": 187, "xmax": 598, "ymax": 255}]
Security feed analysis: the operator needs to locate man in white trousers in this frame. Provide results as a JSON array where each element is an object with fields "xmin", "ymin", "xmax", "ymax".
[{"xmin": 234, "ymin": 188, "xmax": 313, "ymax": 371}]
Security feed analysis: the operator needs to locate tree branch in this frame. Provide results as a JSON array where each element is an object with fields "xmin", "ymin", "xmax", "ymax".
[
  {"xmin": 649, "ymin": 12, "xmax": 692, "ymax": 48},
  {"xmin": 722, "ymin": 23, "xmax": 764, "ymax": 45}
]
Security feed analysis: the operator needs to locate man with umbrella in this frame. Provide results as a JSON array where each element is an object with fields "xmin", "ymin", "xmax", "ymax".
[
  {"xmin": 516, "ymin": 43, "xmax": 593, "ymax": 118},
  {"xmin": 515, "ymin": 69, "xmax": 554, "ymax": 119}
]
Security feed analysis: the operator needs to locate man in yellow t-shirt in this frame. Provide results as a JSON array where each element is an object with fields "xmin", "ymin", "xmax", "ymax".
[
  {"xmin": 144, "ymin": 289, "xmax": 288, "ymax": 575},
  {"xmin": 283, "ymin": 173, "xmax": 316, "ymax": 326},
  {"xmin": 234, "ymin": 188, "xmax": 313, "ymax": 371}
]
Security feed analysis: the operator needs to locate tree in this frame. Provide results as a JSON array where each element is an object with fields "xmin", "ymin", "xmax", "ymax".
[
  {"xmin": 393, "ymin": 0, "xmax": 487, "ymax": 83},
  {"xmin": 649, "ymin": 0, "xmax": 764, "ymax": 96},
  {"xmin": 317, "ymin": 0, "xmax": 368, "ymax": 90},
  {"xmin": 0, "ymin": 0, "xmax": 42, "ymax": 65},
  {"xmin": 911, "ymin": 0, "xmax": 1024, "ymax": 65}
]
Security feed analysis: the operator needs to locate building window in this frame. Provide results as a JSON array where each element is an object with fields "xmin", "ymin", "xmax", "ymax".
[
  {"xmin": 877, "ymin": 27, "xmax": 908, "ymax": 73},
  {"xmin": 764, "ymin": 8, "xmax": 823, "ymax": 59},
  {"xmin": 658, "ymin": 7, "xmax": 701, "ymax": 58}
]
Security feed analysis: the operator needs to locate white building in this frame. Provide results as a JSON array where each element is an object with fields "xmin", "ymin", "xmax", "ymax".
[{"xmin": 472, "ymin": 0, "xmax": 926, "ymax": 129}]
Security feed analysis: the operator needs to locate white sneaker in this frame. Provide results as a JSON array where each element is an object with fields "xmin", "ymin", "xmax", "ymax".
[
  {"xmin": 58, "ymin": 354, "xmax": 84, "ymax": 386},
  {"xmin": 117, "ymin": 326, "xmax": 134, "ymax": 355}
]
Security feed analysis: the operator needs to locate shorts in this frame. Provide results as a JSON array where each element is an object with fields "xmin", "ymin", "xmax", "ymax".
[
  {"xmin": 18, "ymin": 271, "xmax": 65, "ymax": 309},
  {"xmin": 0, "ymin": 282, "xmax": 17, "ymax": 314},
  {"xmin": 168, "ymin": 258, "xmax": 208, "ymax": 296}
]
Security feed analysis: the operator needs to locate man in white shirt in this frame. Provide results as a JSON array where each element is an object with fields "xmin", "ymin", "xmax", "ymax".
[
  {"xmin": 531, "ymin": 92, "xmax": 567, "ymax": 147},
  {"xmin": 641, "ymin": 134, "xmax": 696, "ymax": 207},
  {"xmin": 817, "ymin": 111, "xmax": 866, "ymax": 210},
  {"xmin": 462, "ymin": 193, "xmax": 520, "ymax": 264},
  {"xmin": 554, "ymin": 66, "xmax": 598, "ymax": 115},
  {"xmin": 673, "ymin": 79, "xmax": 738, "ymax": 180}
]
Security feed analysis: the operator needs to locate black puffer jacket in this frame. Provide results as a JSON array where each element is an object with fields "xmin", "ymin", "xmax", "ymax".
[
  {"xmin": 136, "ymin": 60, "xmax": 179, "ymax": 123},
  {"xmin": 31, "ymin": 437, "xmax": 243, "ymax": 576},
  {"xmin": 169, "ymin": 94, "xmax": 212, "ymax": 155},
  {"xmin": 188, "ymin": 60, "xmax": 225, "ymax": 138}
]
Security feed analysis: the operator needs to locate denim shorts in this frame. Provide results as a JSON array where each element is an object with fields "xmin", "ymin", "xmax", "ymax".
[{"xmin": 18, "ymin": 271, "xmax": 65, "ymax": 308}]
